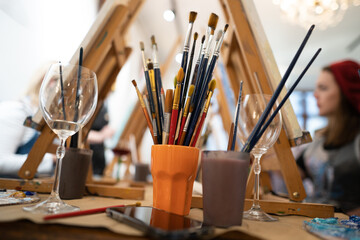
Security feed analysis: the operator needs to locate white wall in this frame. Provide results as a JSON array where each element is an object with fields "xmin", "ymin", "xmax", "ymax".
[{"xmin": 0, "ymin": 0, "xmax": 97, "ymax": 101}]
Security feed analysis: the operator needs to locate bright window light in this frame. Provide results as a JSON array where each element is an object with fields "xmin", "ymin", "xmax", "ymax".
[
  {"xmin": 163, "ymin": 10, "xmax": 175, "ymax": 22},
  {"xmin": 175, "ymin": 53, "xmax": 182, "ymax": 63}
]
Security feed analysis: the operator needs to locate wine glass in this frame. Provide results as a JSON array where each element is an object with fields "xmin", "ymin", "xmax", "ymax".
[
  {"xmin": 237, "ymin": 94, "xmax": 282, "ymax": 222},
  {"xmin": 23, "ymin": 62, "xmax": 98, "ymax": 214}
]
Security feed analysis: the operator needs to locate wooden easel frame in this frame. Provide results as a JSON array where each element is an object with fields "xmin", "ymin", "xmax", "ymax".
[{"xmin": 0, "ymin": 0, "xmax": 145, "ymax": 200}]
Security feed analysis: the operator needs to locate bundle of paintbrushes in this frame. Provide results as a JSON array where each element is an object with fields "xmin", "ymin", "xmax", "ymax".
[{"xmin": 132, "ymin": 11, "xmax": 229, "ymax": 147}]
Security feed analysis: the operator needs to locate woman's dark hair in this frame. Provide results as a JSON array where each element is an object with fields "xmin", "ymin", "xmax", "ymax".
[{"xmin": 321, "ymin": 67, "xmax": 360, "ymax": 148}]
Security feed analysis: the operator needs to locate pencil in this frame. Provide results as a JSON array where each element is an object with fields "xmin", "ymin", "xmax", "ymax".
[{"xmin": 43, "ymin": 202, "xmax": 141, "ymax": 220}]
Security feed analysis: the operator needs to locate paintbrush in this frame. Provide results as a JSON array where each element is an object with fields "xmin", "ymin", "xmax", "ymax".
[
  {"xmin": 59, "ymin": 61, "xmax": 66, "ymax": 121},
  {"xmin": 180, "ymin": 32, "xmax": 198, "ymax": 108},
  {"xmin": 70, "ymin": 47, "xmax": 84, "ymax": 148},
  {"xmin": 180, "ymin": 11, "xmax": 197, "ymax": 76},
  {"xmin": 151, "ymin": 35, "xmax": 164, "ymax": 127},
  {"xmin": 44, "ymin": 202, "xmax": 141, "ymax": 220},
  {"xmin": 132, "ymin": 80, "xmax": 156, "ymax": 143},
  {"xmin": 143, "ymin": 93, "xmax": 158, "ymax": 144},
  {"xmin": 179, "ymin": 11, "xmax": 197, "ymax": 106},
  {"xmin": 242, "ymin": 24, "xmax": 315, "ymax": 152},
  {"xmin": 190, "ymin": 79, "xmax": 216, "ymax": 147},
  {"xmin": 177, "ymin": 85, "xmax": 195, "ymax": 145},
  {"xmin": 230, "ymin": 81, "xmax": 243, "ymax": 151},
  {"xmin": 160, "ymin": 88, "xmax": 165, "ymax": 126},
  {"xmin": 148, "ymin": 61, "xmax": 162, "ymax": 143},
  {"xmin": 168, "ymin": 68, "xmax": 184, "ymax": 144},
  {"xmin": 140, "ymin": 42, "xmax": 157, "ymax": 138},
  {"xmin": 162, "ymin": 89, "xmax": 173, "ymax": 144},
  {"xmin": 248, "ymin": 48, "xmax": 322, "ymax": 152},
  {"xmin": 188, "ymin": 28, "xmax": 226, "ymax": 147},
  {"xmin": 143, "ymin": 93, "xmax": 151, "ymax": 122},
  {"xmin": 140, "ymin": 42, "xmax": 159, "ymax": 144},
  {"xmin": 189, "ymin": 35, "xmax": 206, "ymax": 108},
  {"xmin": 227, "ymin": 122, "xmax": 235, "ymax": 151},
  {"xmin": 177, "ymin": 32, "xmax": 199, "ymax": 134}
]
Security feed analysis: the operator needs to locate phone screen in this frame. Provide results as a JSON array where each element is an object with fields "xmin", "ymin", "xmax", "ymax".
[{"xmin": 106, "ymin": 206, "xmax": 213, "ymax": 239}]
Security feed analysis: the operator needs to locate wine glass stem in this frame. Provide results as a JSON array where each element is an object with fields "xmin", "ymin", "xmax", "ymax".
[
  {"xmin": 51, "ymin": 138, "xmax": 66, "ymax": 198},
  {"xmin": 252, "ymin": 153, "xmax": 262, "ymax": 209}
]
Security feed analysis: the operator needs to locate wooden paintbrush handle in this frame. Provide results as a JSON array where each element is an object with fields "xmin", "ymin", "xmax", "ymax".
[
  {"xmin": 168, "ymin": 109, "xmax": 179, "ymax": 145},
  {"xmin": 191, "ymin": 113, "xmax": 206, "ymax": 147}
]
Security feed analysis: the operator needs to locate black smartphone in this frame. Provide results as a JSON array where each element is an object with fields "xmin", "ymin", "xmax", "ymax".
[{"xmin": 106, "ymin": 206, "xmax": 214, "ymax": 239}]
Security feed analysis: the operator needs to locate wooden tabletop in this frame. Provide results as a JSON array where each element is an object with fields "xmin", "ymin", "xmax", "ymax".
[{"xmin": 0, "ymin": 185, "xmax": 346, "ymax": 240}]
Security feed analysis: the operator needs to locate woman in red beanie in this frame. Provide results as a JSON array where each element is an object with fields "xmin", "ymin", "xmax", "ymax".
[{"xmin": 297, "ymin": 59, "xmax": 360, "ymax": 215}]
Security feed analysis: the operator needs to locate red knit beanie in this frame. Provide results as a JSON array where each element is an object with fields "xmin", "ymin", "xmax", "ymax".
[{"xmin": 329, "ymin": 60, "xmax": 360, "ymax": 113}]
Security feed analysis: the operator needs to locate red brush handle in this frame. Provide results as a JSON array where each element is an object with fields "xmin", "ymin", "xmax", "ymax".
[
  {"xmin": 168, "ymin": 109, "xmax": 179, "ymax": 144},
  {"xmin": 176, "ymin": 116, "xmax": 187, "ymax": 145},
  {"xmin": 191, "ymin": 113, "xmax": 206, "ymax": 147},
  {"xmin": 43, "ymin": 204, "xmax": 126, "ymax": 220}
]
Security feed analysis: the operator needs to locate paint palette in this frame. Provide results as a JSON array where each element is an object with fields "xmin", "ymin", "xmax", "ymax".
[
  {"xmin": 304, "ymin": 216, "xmax": 360, "ymax": 240},
  {"xmin": 0, "ymin": 189, "xmax": 40, "ymax": 206}
]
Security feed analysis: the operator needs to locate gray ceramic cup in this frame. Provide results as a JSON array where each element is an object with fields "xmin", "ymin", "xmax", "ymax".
[
  {"xmin": 201, "ymin": 151, "xmax": 250, "ymax": 227},
  {"xmin": 134, "ymin": 163, "xmax": 150, "ymax": 182},
  {"xmin": 59, "ymin": 148, "xmax": 92, "ymax": 199}
]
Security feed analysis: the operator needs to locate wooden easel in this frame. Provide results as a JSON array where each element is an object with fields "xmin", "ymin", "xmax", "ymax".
[{"xmin": 0, "ymin": 0, "xmax": 145, "ymax": 200}]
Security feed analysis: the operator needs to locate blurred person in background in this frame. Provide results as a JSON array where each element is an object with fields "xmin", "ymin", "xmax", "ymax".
[{"xmin": 296, "ymin": 60, "xmax": 360, "ymax": 215}]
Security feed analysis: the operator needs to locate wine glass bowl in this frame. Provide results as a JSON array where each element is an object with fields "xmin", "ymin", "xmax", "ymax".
[
  {"xmin": 23, "ymin": 62, "xmax": 97, "ymax": 214},
  {"xmin": 237, "ymin": 94, "xmax": 282, "ymax": 221}
]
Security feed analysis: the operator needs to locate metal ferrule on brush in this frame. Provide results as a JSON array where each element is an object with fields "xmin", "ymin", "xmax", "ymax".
[
  {"xmin": 141, "ymin": 52, "xmax": 148, "ymax": 71},
  {"xmin": 205, "ymin": 33, "xmax": 215, "ymax": 58},
  {"xmin": 172, "ymin": 87, "xmax": 181, "ymax": 110},
  {"xmin": 213, "ymin": 30, "xmax": 224, "ymax": 57},
  {"xmin": 183, "ymin": 23, "xmax": 194, "ymax": 52},
  {"xmin": 152, "ymin": 44, "xmax": 160, "ymax": 69},
  {"xmin": 201, "ymin": 28, "xmax": 211, "ymax": 55}
]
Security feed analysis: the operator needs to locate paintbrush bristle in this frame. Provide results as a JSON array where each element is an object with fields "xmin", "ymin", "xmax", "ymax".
[
  {"xmin": 165, "ymin": 89, "xmax": 173, "ymax": 113},
  {"xmin": 210, "ymin": 28, "xmax": 215, "ymax": 35},
  {"xmin": 139, "ymin": 41, "xmax": 144, "ymax": 51},
  {"xmin": 208, "ymin": 13, "xmax": 219, "ymax": 29},
  {"xmin": 131, "ymin": 79, "xmax": 137, "ymax": 87},
  {"xmin": 216, "ymin": 30, "xmax": 223, "ymax": 41},
  {"xmin": 201, "ymin": 35, "xmax": 205, "ymax": 44},
  {"xmin": 147, "ymin": 62, "xmax": 154, "ymax": 70},
  {"xmin": 189, "ymin": 11, "xmax": 197, "ymax": 23},
  {"xmin": 209, "ymin": 79, "xmax": 216, "ymax": 92},
  {"xmin": 224, "ymin": 24, "xmax": 229, "ymax": 33},
  {"xmin": 176, "ymin": 68, "xmax": 185, "ymax": 83},
  {"xmin": 194, "ymin": 32, "xmax": 198, "ymax": 40},
  {"xmin": 151, "ymin": 35, "xmax": 156, "ymax": 45},
  {"xmin": 188, "ymin": 85, "xmax": 195, "ymax": 96}
]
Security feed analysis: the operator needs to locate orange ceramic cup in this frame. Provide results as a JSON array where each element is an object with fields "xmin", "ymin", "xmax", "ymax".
[{"xmin": 151, "ymin": 145, "xmax": 199, "ymax": 216}]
